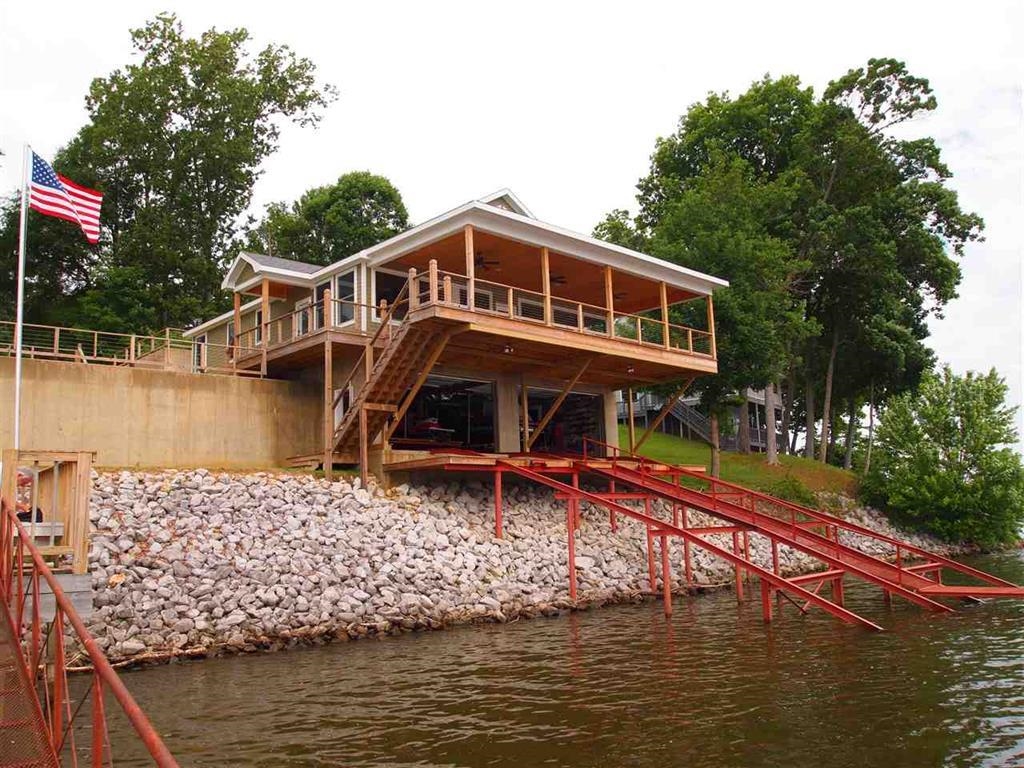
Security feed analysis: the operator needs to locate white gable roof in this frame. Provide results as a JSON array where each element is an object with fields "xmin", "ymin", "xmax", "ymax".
[{"xmin": 220, "ymin": 189, "xmax": 729, "ymax": 297}]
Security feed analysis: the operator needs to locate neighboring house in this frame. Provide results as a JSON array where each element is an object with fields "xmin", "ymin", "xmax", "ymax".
[
  {"xmin": 621, "ymin": 388, "xmax": 784, "ymax": 452},
  {"xmin": 180, "ymin": 189, "xmax": 728, "ymax": 478}
]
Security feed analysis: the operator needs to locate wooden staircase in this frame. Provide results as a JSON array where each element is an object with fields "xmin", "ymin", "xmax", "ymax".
[{"xmin": 333, "ymin": 319, "xmax": 454, "ymax": 456}]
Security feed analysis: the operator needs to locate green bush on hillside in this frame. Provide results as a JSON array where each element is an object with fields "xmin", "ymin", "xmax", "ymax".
[
  {"xmin": 860, "ymin": 366, "xmax": 1024, "ymax": 547},
  {"xmin": 765, "ymin": 475, "xmax": 818, "ymax": 508}
]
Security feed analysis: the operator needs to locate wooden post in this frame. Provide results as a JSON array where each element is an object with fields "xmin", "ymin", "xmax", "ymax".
[
  {"xmin": 358, "ymin": 406, "xmax": 369, "ymax": 487},
  {"xmin": 323, "ymin": 288, "xmax": 333, "ymax": 329},
  {"xmin": 443, "ymin": 275, "xmax": 452, "ymax": 304},
  {"xmin": 541, "ymin": 247, "xmax": 552, "ymax": 326},
  {"xmin": 162, "ymin": 328, "xmax": 170, "ymax": 368},
  {"xmin": 464, "ymin": 224, "xmax": 475, "ymax": 310},
  {"xmin": 233, "ymin": 292, "xmax": 242, "ymax": 355},
  {"xmin": 626, "ymin": 387, "xmax": 636, "ymax": 453},
  {"xmin": 604, "ymin": 266, "xmax": 614, "ymax": 337},
  {"xmin": 408, "ymin": 268, "xmax": 419, "ymax": 310},
  {"xmin": 520, "ymin": 375, "xmax": 530, "ymax": 452},
  {"xmin": 428, "ymin": 259, "xmax": 439, "ymax": 303},
  {"xmin": 323, "ymin": 338, "xmax": 334, "ymax": 481},
  {"xmin": 706, "ymin": 294, "xmax": 717, "ymax": 358},
  {"xmin": 261, "ymin": 278, "xmax": 271, "ymax": 348},
  {"xmin": 128, "ymin": 334, "xmax": 136, "ymax": 365},
  {"xmin": 660, "ymin": 281, "xmax": 670, "ymax": 349}
]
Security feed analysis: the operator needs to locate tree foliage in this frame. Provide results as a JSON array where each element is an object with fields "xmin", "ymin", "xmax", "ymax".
[
  {"xmin": 0, "ymin": 14, "xmax": 335, "ymax": 332},
  {"xmin": 245, "ymin": 172, "xmax": 409, "ymax": 265},
  {"xmin": 597, "ymin": 58, "xmax": 984, "ymax": 468},
  {"xmin": 861, "ymin": 367, "xmax": 1024, "ymax": 546}
]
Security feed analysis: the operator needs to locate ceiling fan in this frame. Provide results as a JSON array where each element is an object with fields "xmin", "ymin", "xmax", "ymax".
[
  {"xmin": 474, "ymin": 252, "xmax": 500, "ymax": 271},
  {"xmin": 550, "ymin": 274, "xmax": 567, "ymax": 286}
]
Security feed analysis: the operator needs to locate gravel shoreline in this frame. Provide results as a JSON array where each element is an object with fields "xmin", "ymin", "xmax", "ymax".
[{"xmin": 84, "ymin": 470, "xmax": 960, "ymax": 664}]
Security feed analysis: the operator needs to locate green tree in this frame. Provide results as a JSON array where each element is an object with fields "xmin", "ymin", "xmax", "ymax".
[
  {"xmin": 246, "ymin": 172, "xmax": 409, "ymax": 265},
  {"xmin": 607, "ymin": 58, "xmax": 982, "ymax": 465},
  {"xmin": 0, "ymin": 14, "xmax": 335, "ymax": 333},
  {"xmin": 649, "ymin": 155, "xmax": 811, "ymax": 475},
  {"xmin": 861, "ymin": 367, "xmax": 1024, "ymax": 547}
]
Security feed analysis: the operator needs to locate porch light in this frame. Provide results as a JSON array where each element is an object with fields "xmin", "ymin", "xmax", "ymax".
[
  {"xmin": 504, "ymin": 344, "xmax": 515, "ymax": 354},
  {"xmin": 626, "ymin": 365, "xmax": 635, "ymax": 374}
]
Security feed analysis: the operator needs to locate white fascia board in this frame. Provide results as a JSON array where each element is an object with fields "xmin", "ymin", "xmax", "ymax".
[
  {"xmin": 364, "ymin": 203, "xmax": 729, "ymax": 296},
  {"xmin": 478, "ymin": 188, "xmax": 535, "ymax": 218},
  {"xmin": 183, "ymin": 298, "xmax": 262, "ymax": 338},
  {"xmin": 221, "ymin": 253, "xmax": 319, "ymax": 290}
]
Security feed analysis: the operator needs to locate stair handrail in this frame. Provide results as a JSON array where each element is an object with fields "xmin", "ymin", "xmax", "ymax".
[
  {"xmin": 333, "ymin": 278, "xmax": 412, "ymax": 417},
  {"xmin": 1, "ymin": 498, "xmax": 181, "ymax": 766}
]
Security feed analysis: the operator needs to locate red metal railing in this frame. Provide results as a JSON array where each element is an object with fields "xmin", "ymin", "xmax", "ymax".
[{"xmin": 0, "ymin": 499, "xmax": 180, "ymax": 767}]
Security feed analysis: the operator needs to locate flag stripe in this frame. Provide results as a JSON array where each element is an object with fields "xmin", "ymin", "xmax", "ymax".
[{"xmin": 27, "ymin": 151, "xmax": 102, "ymax": 244}]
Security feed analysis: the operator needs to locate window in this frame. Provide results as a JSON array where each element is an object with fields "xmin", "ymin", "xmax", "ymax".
[
  {"xmin": 296, "ymin": 298, "xmax": 312, "ymax": 336},
  {"xmin": 516, "ymin": 296, "xmax": 545, "ymax": 322},
  {"xmin": 314, "ymin": 282, "xmax": 329, "ymax": 329},
  {"xmin": 253, "ymin": 310, "xmax": 263, "ymax": 345},
  {"xmin": 193, "ymin": 334, "xmax": 207, "ymax": 370},
  {"xmin": 374, "ymin": 270, "xmax": 408, "ymax": 320},
  {"xmin": 226, "ymin": 321, "xmax": 235, "ymax": 347},
  {"xmin": 335, "ymin": 271, "xmax": 355, "ymax": 325},
  {"xmin": 457, "ymin": 284, "xmax": 494, "ymax": 311}
]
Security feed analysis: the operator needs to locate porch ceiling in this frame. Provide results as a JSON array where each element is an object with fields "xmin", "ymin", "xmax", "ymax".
[{"xmin": 383, "ymin": 230, "xmax": 697, "ymax": 313}]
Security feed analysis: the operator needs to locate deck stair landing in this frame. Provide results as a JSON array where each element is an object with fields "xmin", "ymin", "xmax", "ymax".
[{"xmin": 333, "ymin": 319, "xmax": 456, "ymax": 456}]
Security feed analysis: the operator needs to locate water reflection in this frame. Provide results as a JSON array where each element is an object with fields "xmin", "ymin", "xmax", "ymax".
[{"xmin": 78, "ymin": 552, "xmax": 1024, "ymax": 767}]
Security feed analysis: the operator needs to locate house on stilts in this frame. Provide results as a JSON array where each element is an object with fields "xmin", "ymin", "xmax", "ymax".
[{"xmin": 182, "ymin": 189, "xmax": 727, "ymax": 481}]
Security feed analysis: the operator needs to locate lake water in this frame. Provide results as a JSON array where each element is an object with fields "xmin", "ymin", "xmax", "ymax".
[{"xmin": 86, "ymin": 551, "xmax": 1024, "ymax": 767}]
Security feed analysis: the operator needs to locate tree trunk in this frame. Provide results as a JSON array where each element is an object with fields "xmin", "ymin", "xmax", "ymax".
[
  {"xmin": 818, "ymin": 330, "xmax": 838, "ymax": 463},
  {"xmin": 828, "ymin": 406, "xmax": 838, "ymax": 464},
  {"xmin": 779, "ymin": 374, "xmax": 792, "ymax": 455},
  {"xmin": 864, "ymin": 382, "xmax": 876, "ymax": 475},
  {"xmin": 765, "ymin": 382, "xmax": 779, "ymax": 465},
  {"xmin": 709, "ymin": 411, "xmax": 721, "ymax": 477},
  {"xmin": 843, "ymin": 397, "xmax": 856, "ymax": 470},
  {"xmin": 737, "ymin": 397, "xmax": 751, "ymax": 454},
  {"xmin": 804, "ymin": 381, "xmax": 816, "ymax": 459}
]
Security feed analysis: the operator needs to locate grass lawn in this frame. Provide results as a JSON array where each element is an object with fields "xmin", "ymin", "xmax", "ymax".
[{"xmin": 620, "ymin": 426, "xmax": 857, "ymax": 497}]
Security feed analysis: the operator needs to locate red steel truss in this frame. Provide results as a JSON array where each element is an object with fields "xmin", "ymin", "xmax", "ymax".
[{"xmin": 439, "ymin": 438, "xmax": 1024, "ymax": 630}]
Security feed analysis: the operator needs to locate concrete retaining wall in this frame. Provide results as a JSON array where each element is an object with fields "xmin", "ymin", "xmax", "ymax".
[{"xmin": 0, "ymin": 358, "xmax": 322, "ymax": 467}]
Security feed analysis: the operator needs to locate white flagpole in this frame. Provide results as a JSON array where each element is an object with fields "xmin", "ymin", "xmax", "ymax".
[{"xmin": 13, "ymin": 145, "xmax": 30, "ymax": 451}]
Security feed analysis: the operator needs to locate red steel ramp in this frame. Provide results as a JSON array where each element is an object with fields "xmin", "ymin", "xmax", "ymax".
[{"xmin": 575, "ymin": 457, "xmax": 1024, "ymax": 607}]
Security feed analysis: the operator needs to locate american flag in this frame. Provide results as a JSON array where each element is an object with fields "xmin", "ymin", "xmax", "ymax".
[{"xmin": 27, "ymin": 151, "xmax": 102, "ymax": 244}]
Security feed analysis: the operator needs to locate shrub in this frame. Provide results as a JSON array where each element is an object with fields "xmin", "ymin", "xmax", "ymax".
[
  {"xmin": 861, "ymin": 366, "xmax": 1024, "ymax": 547},
  {"xmin": 766, "ymin": 475, "xmax": 818, "ymax": 508}
]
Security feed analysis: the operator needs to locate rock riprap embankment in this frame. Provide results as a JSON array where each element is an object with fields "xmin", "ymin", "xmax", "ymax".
[{"xmin": 86, "ymin": 470, "xmax": 954, "ymax": 660}]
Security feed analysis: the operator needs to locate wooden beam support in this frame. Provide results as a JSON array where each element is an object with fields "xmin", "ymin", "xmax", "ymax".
[
  {"xmin": 604, "ymin": 265, "xmax": 614, "ymax": 337},
  {"xmin": 233, "ymin": 292, "xmax": 242, "ymax": 356},
  {"xmin": 260, "ymin": 278, "xmax": 271, "ymax": 347},
  {"xmin": 626, "ymin": 387, "xmax": 636, "ymax": 453},
  {"xmin": 384, "ymin": 328, "xmax": 461, "ymax": 441},
  {"xmin": 465, "ymin": 224, "xmax": 475, "ymax": 310},
  {"xmin": 323, "ymin": 338, "xmax": 333, "ymax": 481},
  {"xmin": 634, "ymin": 377, "xmax": 696, "ymax": 451},
  {"xmin": 527, "ymin": 358, "xmax": 593, "ymax": 451},
  {"xmin": 520, "ymin": 374, "xmax": 530, "ymax": 452},
  {"xmin": 660, "ymin": 281, "xmax": 670, "ymax": 349},
  {"xmin": 358, "ymin": 406, "xmax": 369, "ymax": 487},
  {"xmin": 541, "ymin": 247, "xmax": 552, "ymax": 326},
  {"xmin": 707, "ymin": 294, "xmax": 717, "ymax": 358},
  {"xmin": 363, "ymin": 402, "xmax": 398, "ymax": 413}
]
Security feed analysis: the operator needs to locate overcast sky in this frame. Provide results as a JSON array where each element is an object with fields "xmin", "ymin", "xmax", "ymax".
[{"xmin": 2, "ymin": 1, "xmax": 1022, "ymax": 440}]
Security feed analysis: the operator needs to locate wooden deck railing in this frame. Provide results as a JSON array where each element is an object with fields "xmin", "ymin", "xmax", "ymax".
[
  {"xmin": 430, "ymin": 268, "xmax": 714, "ymax": 357},
  {"xmin": 0, "ymin": 321, "xmax": 263, "ymax": 377}
]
